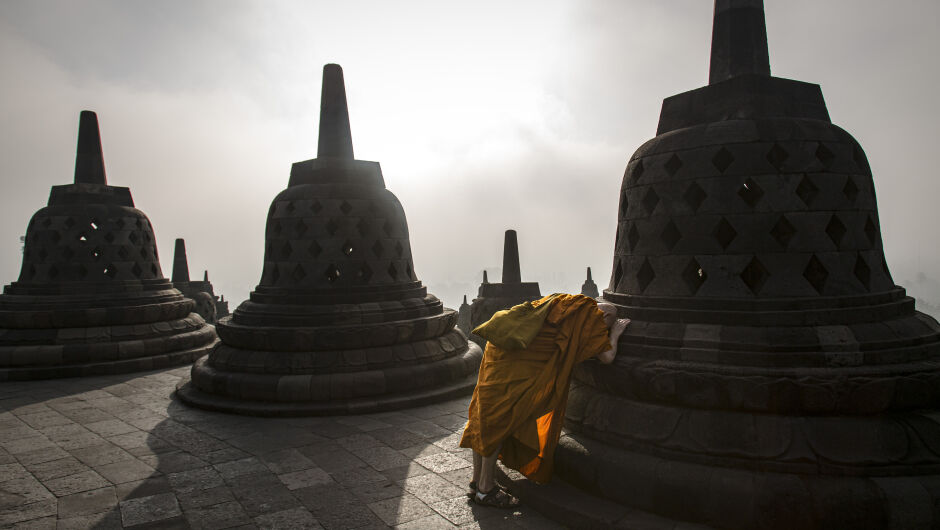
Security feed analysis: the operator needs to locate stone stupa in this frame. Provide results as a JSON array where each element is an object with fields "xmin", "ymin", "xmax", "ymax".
[
  {"xmin": 469, "ymin": 230, "xmax": 541, "ymax": 347},
  {"xmin": 0, "ymin": 111, "xmax": 218, "ymax": 380},
  {"xmin": 170, "ymin": 238, "xmax": 229, "ymax": 324},
  {"xmin": 456, "ymin": 294, "xmax": 472, "ymax": 337},
  {"xmin": 511, "ymin": 2, "xmax": 940, "ymax": 528},
  {"xmin": 580, "ymin": 266, "xmax": 599, "ymax": 298},
  {"xmin": 176, "ymin": 64, "xmax": 482, "ymax": 415}
]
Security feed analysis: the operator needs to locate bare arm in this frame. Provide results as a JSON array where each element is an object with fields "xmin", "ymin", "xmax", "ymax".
[{"xmin": 596, "ymin": 318, "xmax": 630, "ymax": 364}]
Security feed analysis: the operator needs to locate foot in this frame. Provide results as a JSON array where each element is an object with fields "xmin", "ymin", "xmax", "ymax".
[{"xmin": 472, "ymin": 486, "xmax": 521, "ymax": 509}]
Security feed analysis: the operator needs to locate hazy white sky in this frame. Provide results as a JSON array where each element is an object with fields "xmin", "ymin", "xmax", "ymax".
[{"xmin": 1, "ymin": 0, "xmax": 939, "ymax": 313}]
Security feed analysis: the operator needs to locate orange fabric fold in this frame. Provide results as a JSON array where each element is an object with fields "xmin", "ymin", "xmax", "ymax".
[{"xmin": 458, "ymin": 293, "xmax": 611, "ymax": 483}]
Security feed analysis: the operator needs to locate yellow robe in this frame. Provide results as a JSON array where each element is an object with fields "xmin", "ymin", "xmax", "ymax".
[{"xmin": 459, "ymin": 294, "xmax": 611, "ymax": 483}]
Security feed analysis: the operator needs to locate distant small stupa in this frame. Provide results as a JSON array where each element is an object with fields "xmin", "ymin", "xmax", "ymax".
[
  {"xmin": 170, "ymin": 238, "xmax": 229, "ymax": 324},
  {"xmin": 580, "ymin": 267, "xmax": 599, "ymax": 298},
  {"xmin": 456, "ymin": 294, "xmax": 472, "ymax": 337}
]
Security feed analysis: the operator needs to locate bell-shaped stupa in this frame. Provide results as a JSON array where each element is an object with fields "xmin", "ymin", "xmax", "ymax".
[
  {"xmin": 0, "ymin": 111, "xmax": 218, "ymax": 380},
  {"xmin": 468, "ymin": 230, "xmax": 541, "ymax": 347},
  {"xmin": 177, "ymin": 64, "xmax": 482, "ymax": 415},
  {"xmin": 536, "ymin": 2, "xmax": 940, "ymax": 528},
  {"xmin": 170, "ymin": 238, "xmax": 228, "ymax": 324},
  {"xmin": 580, "ymin": 267, "xmax": 598, "ymax": 298},
  {"xmin": 456, "ymin": 295, "xmax": 472, "ymax": 337}
]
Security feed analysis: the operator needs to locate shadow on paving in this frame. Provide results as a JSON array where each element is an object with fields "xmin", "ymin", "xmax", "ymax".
[{"xmin": 0, "ymin": 366, "xmax": 563, "ymax": 529}]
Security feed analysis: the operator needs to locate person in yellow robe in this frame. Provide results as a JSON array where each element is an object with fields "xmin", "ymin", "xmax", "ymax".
[{"xmin": 459, "ymin": 293, "xmax": 629, "ymax": 508}]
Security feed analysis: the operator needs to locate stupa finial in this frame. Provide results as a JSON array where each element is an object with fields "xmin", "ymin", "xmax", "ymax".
[
  {"xmin": 317, "ymin": 64, "xmax": 355, "ymax": 159},
  {"xmin": 463, "ymin": 294, "xmax": 468, "ymax": 304},
  {"xmin": 203, "ymin": 270, "xmax": 209, "ymax": 282},
  {"xmin": 709, "ymin": 0, "xmax": 770, "ymax": 84},
  {"xmin": 483, "ymin": 270, "xmax": 489, "ymax": 284},
  {"xmin": 502, "ymin": 230, "xmax": 521, "ymax": 284},
  {"xmin": 73, "ymin": 111, "xmax": 107, "ymax": 185},
  {"xmin": 172, "ymin": 238, "xmax": 190, "ymax": 283},
  {"xmin": 587, "ymin": 267, "xmax": 593, "ymax": 281}
]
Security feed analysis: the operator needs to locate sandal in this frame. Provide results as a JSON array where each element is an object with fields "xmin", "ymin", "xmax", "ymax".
[
  {"xmin": 472, "ymin": 486, "xmax": 521, "ymax": 509},
  {"xmin": 467, "ymin": 481, "xmax": 507, "ymax": 498}
]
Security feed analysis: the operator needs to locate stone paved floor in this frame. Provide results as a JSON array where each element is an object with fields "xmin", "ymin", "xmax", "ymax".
[{"xmin": 0, "ymin": 367, "xmax": 564, "ymax": 529}]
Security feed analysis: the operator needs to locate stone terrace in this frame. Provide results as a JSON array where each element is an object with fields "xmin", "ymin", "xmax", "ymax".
[{"xmin": 0, "ymin": 369, "xmax": 560, "ymax": 529}]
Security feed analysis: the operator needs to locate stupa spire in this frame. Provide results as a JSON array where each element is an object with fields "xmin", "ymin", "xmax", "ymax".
[
  {"xmin": 317, "ymin": 64, "xmax": 354, "ymax": 159},
  {"xmin": 483, "ymin": 270, "xmax": 489, "ymax": 283},
  {"xmin": 586, "ymin": 267, "xmax": 593, "ymax": 281},
  {"xmin": 502, "ymin": 230, "xmax": 521, "ymax": 284},
  {"xmin": 172, "ymin": 238, "xmax": 190, "ymax": 283},
  {"xmin": 73, "ymin": 110, "xmax": 107, "ymax": 185},
  {"xmin": 709, "ymin": 0, "xmax": 770, "ymax": 84},
  {"xmin": 203, "ymin": 270, "xmax": 209, "ymax": 282}
]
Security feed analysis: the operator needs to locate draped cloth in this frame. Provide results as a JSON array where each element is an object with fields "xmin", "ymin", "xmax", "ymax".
[{"xmin": 458, "ymin": 294, "xmax": 611, "ymax": 483}]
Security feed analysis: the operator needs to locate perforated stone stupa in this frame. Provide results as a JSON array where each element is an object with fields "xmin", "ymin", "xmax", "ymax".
[
  {"xmin": 547, "ymin": 2, "xmax": 940, "ymax": 528},
  {"xmin": 580, "ymin": 267, "xmax": 598, "ymax": 298},
  {"xmin": 171, "ymin": 238, "xmax": 229, "ymax": 324},
  {"xmin": 176, "ymin": 64, "xmax": 482, "ymax": 415},
  {"xmin": 0, "ymin": 111, "xmax": 218, "ymax": 380},
  {"xmin": 468, "ymin": 230, "xmax": 541, "ymax": 347}
]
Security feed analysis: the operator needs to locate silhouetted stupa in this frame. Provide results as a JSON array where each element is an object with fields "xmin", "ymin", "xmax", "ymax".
[
  {"xmin": 580, "ymin": 266, "xmax": 598, "ymax": 298},
  {"xmin": 176, "ymin": 64, "xmax": 482, "ymax": 415},
  {"xmin": 0, "ymin": 111, "xmax": 218, "ymax": 380},
  {"xmin": 456, "ymin": 294, "xmax": 472, "ymax": 337},
  {"xmin": 170, "ymin": 238, "xmax": 229, "ymax": 324},
  {"xmin": 469, "ymin": 230, "xmax": 541, "ymax": 347},
  {"xmin": 521, "ymin": 2, "xmax": 940, "ymax": 528}
]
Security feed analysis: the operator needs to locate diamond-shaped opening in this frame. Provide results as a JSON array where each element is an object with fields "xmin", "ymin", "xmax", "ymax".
[
  {"xmin": 342, "ymin": 240, "xmax": 354, "ymax": 256},
  {"xmin": 93, "ymin": 247, "xmax": 102, "ymax": 261},
  {"xmin": 738, "ymin": 178, "xmax": 764, "ymax": 208},
  {"xmin": 131, "ymin": 263, "xmax": 143, "ymax": 278},
  {"xmin": 272, "ymin": 220, "xmax": 283, "ymax": 237},
  {"xmin": 77, "ymin": 233, "xmax": 88, "ymax": 243},
  {"xmin": 325, "ymin": 219, "xmax": 338, "ymax": 236},
  {"xmin": 627, "ymin": 224, "xmax": 640, "ymax": 251},
  {"xmin": 803, "ymin": 254, "xmax": 828, "ymax": 294},
  {"xmin": 356, "ymin": 219, "xmax": 368, "ymax": 237},
  {"xmin": 295, "ymin": 220, "xmax": 308, "ymax": 237},
  {"xmin": 128, "ymin": 231, "xmax": 139, "ymax": 244},
  {"xmin": 661, "ymin": 220, "xmax": 681, "ymax": 251},
  {"xmin": 64, "ymin": 217, "xmax": 75, "ymax": 229},
  {"xmin": 387, "ymin": 263, "xmax": 398, "ymax": 280},
  {"xmin": 637, "ymin": 258, "xmax": 655, "ymax": 293},
  {"xmin": 683, "ymin": 182, "xmax": 706, "ymax": 212},
  {"xmin": 853, "ymin": 146, "xmax": 869, "ymax": 173},
  {"xmin": 286, "ymin": 201, "xmax": 295, "ymax": 214},
  {"xmin": 682, "ymin": 257, "xmax": 707, "ymax": 295},
  {"xmin": 843, "ymin": 177, "xmax": 859, "ymax": 203},
  {"xmin": 280, "ymin": 242, "xmax": 293, "ymax": 259},
  {"xmin": 864, "ymin": 216, "xmax": 878, "ymax": 246},
  {"xmin": 358, "ymin": 263, "xmax": 373, "ymax": 283},
  {"xmin": 117, "ymin": 247, "xmax": 129, "ymax": 260},
  {"xmin": 815, "ymin": 142, "xmax": 835, "ymax": 169},
  {"xmin": 103, "ymin": 264, "xmax": 117, "ymax": 279},
  {"xmin": 766, "ymin": 143, "xmax": 789, "ymax": 171},
  {"xmin": 769, "ymin": 215, "xmax": 797, "ymax": 249},
  {"xmin": 62, "ymin": 247, "xmax": 74, "ymax": 259},
  {"xmin": 51, "ymin": 231, "xmax": 61, "ymax": 243},
  {"xmin": 664, "ymin": 154, "xmax": 683, "ymax": 177},
  {"xmin": 309, "ymin": 241, "xmax": 322, "ymax": 258},
  {"xmin": 713, "ymin": 217, "xmax": 737, "ymax": 250},
  {"xmin": 854, "ymin": 254, "xmax": 871, "ymax": 290},
  {"xmin": 311, "ymin": 200, "xmax": 323, "ymax": 214},
  {"xmin": 795, "ymin": 175, "xmax": 819, "ymax": 207},
  {"xmin": 642, "ymin": 187, "xmax": 660, "ymax": 215},
  {"xmin": 324, "ymin": 264, "xmax": 340, "ymax": 282},
  {"xmin": 712, "ymin": 147, "xmax": 734, "ymax": 173},
  {"xmin": 613, "ymin": 259, "xmax": 624, "ymax": 290},
  {"xmin": 619, "ymin": 191, "xmax": 629, "ymax": 218},
  {"xmin": 395, "ymin": 241, "xmax": 404, "ymax": 258},
  {"xmin": 49, "ymin": 265, "xmax": 59, "ymax": 279},
  {"xmin": 293, "ymin": 264, "xmax": 307, "ymax": 283},
  {"xmin": 340, "ymin": 201, "xmax": 353, "ymax": 215},
  {"xmin": 139, "ymin": 248, "xmax": 147, "ymax": 259},
  {"xmin": 383, "ymin": 220, "xmax": 394, "ymax": 237},
  {"xmin": 825, "ymin": 215, "xmax": 847, "ymax": 248},
  {"xmin": 632, "ymin": 159, "xmax": 645, "ymax": 182},
  {"xmin": 89, "ymin": 220, "xmax": 99, "ymax": 231},
  {"xmin": 740, "ymin": 256, "xmax": 769, "ymax": 295},
  {"xmin": 372, "ymin": 240, "xmax": 384, "ymax": 258}
]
